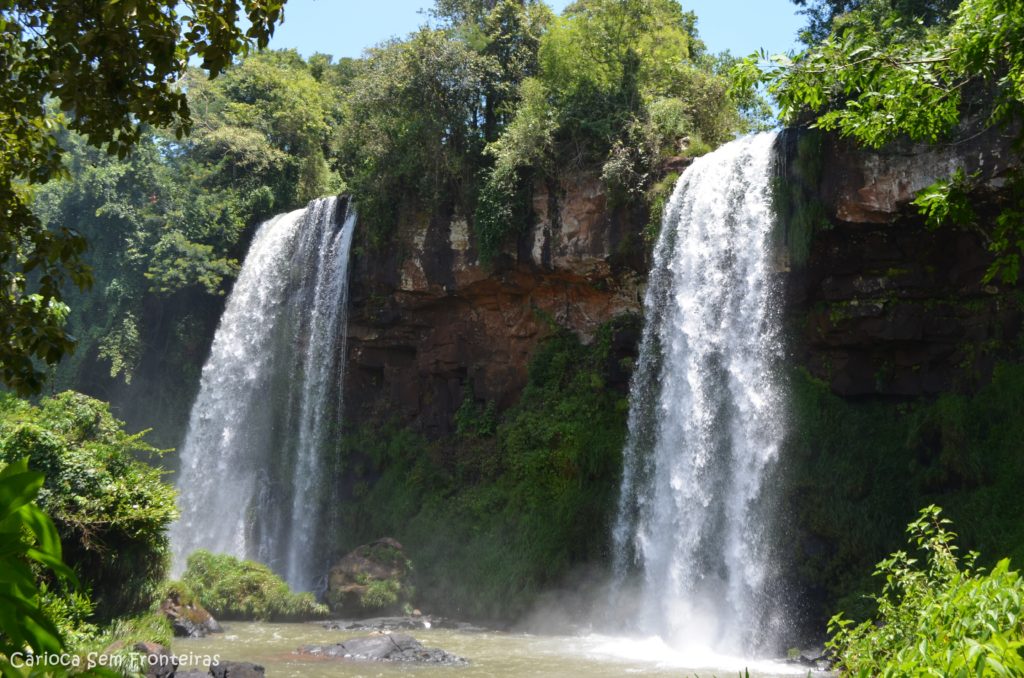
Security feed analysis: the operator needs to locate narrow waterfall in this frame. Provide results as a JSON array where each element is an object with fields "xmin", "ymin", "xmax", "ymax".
[
  {"xmin": 170, "ymin": 197, "xmax": 356, "ymax": 591},
  {"xmin": 612, "ymin": 132, "xmax": 785, "ymax": 655}
]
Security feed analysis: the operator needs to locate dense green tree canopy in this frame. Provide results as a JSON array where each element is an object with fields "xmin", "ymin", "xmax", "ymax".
[
  {"xmin": 0, "ymin": 392, "xmax": 177, "ymax": 621},
  {"xmin": 1, "ymin": 0, "xmax": 286, "ymax": 395},
  {"xmin": 18, "ymin": 0, "xmax": 757, "ymax": 415},
  {"xmin": 35, "ymin": 49, "xmax": 341, "ymax": 401},
  {"xmin": 337, "ymin": 0, "xmax": 752, "ymax": 260},
  {"xmin": 791, "ymin": 0, "xmax": 960, "ymax": 43},
  {"xmin": 336, "ymin": 27, "xmax": 491, "ymax": 246}
]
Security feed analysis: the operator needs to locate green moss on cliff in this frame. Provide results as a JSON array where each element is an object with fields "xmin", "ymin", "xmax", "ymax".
[
  {"xmin": 333, "ymin": 317, "xmax": 637, "ymax": 620},
  {"xmin": 773, "ymin": 130, "xmax": 830, "ymax": 268},
  {"xmin": 782, "ymin": 363, "xmax": 1024, "ymax": 623}
]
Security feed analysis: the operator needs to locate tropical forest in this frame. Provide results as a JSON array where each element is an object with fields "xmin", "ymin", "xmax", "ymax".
[{"xmin": 2, "ymin": 0, "xmax": 1024, "ymax": 675}]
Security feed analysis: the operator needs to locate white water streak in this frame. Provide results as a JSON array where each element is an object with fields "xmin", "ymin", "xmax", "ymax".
[
  {"xmin": 171, "ymin": 197, "xmax": 355, "ymax": 591},
  {"xmin": 612, "ymin": 133, "xmax": 785, "ymax": 654}
]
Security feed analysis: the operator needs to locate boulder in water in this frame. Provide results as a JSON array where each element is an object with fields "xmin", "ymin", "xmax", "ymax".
[
  {"xmin": 322, "ymin": 614, "xmax": 488, "ymax": 633},
  {"xmin": 298, "ymin": 633, "xmax": 467, "ymax": 665},
  {"xmin": 326, "ymin": 538, "xmax": 413, "ymax": 614},
  {"xmin": 129, "ymin": 642, "xmax": 177, "ymax": 678},
  {"xmin": 159, "ymin": 587, "xmax": 223, "ymax": 638},
  {"xmin": 209, "ymin": 662, "xmax": 265, "ymax": 677},
  {"xmin": 175, "ymin": 662, "xmax": 264, "ymax": 678}
]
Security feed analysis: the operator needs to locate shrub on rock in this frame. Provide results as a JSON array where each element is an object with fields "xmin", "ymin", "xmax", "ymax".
[
  {"xmin": 327, "ymin": 538, "xmax": 414, "ymax": 615},
  {"xmin": 157, "ymin": 582, "xmax": 223, "ymax": 637},
  {"xmin": 181, "ymin": 550, "xmax": 328, "ymax": 621}
]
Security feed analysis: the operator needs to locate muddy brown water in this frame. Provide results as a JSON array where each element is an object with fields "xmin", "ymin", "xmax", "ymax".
[{"xmin": 173, "ymin": 622, "xmax": 822, "ymax": 677}]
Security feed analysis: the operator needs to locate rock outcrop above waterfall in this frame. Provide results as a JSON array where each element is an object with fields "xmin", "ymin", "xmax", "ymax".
[
  {"xmin": 783, "ymin": 126, "xmax": 1023, "ymax": 397},
  {"xmin": 819, "ymin": 124, "xmax": 1019, "ymax": 224},
  {"xmin": 344, "ymin": 173, "xmax": 650, "ymax": 434}
]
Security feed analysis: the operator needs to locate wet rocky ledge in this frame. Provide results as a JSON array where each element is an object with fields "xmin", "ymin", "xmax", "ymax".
[
  {"xmin": 784, "ymin": 647, "xmax": 833, "ymax": 672},
  {"xmin": 297, "ymin": 632, "xmax": 469, "ymax": 665},
  {"xmin": 322, "ymin": 614, "xmax": 489, "ymax": 633}
]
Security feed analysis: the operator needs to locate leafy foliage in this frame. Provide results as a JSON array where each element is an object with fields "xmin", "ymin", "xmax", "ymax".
[
  {"xmin": 335, "ymin": 27, "xmax": 490, "ymax": 247},
  {"xmin": 0, "ymin": 457, "xmax": 78, "ymax": 665},
  {"xmin": 0, "ymin": 392, "xmax": 177, "ymax": 621},
  {"xmin": 642, "ymin": 170, "xmax": 679, "ymax": 243},
  {"xmin": 335, "ymin": 317, "xmax": 637, "ymax": 619},
  {"xmin": 454, "ymin": 390, "xmax": 498, "ymax": 438},
  {"xmin": 912, "ymin": 168, "xmax": 978, "ymax": 230},
  {"xmin": 59, "ymin": 611, "xmax": 175, "ymax": 675},
  {"xmin": 93, "ymin": 613, "xmax": 173, "ymax": 653},
  {"xmin": 782, "ymin": 364, "xmax": 1024, "ymax": 628},
  {"xmin": 0, "ymin": 0, "xmax": 286, "ymax": 395},
  {"xmin": 791, "ymin": 0, "xmax": 960, "ymax": 44},
  {"xmin": 182, "ymin": 49, "xmax": 343, "ymax": 212},
  {"xmin": 38, "ymin": 582, "xmax": 98, "ymax": 650},
  {"xmin": 361, "ymin": 579, "xmax": 402, "ymax": 610},
  {"xmin": 180, "ymin": 550, "xmax": 329, "ymax": 621},
  {"xmin": 828, "ymin": 506, "xmax": 1024, "ymax": 676}
]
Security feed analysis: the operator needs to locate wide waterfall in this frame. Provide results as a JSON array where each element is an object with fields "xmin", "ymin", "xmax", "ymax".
[
  {"xmin": 170, "ymin": 196, "xmax": 355, "ymax": 591},
  {"xmin": 612, "ymin": 132, "xmax": 785, "ymax": 655}
]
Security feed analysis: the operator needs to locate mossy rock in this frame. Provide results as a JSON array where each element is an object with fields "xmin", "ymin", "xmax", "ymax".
[
  {"xmin": 327, "ymin": 538, "xmax": 414, "ymax": 615},
  {"xmin": 158, "ymin": 583, "xmax": 222, "ymax": 638}
]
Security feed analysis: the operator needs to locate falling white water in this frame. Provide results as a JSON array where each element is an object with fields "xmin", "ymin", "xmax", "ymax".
[
  {"xmin": 612, "ymin": 132, "xmax": 785, "ymax": 655},
  {"xmin": 170, "ymin": 197, "xmax": 356, "ymax": 591}
]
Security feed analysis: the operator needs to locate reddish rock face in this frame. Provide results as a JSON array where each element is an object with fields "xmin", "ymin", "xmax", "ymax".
[
  {"xmin": 344, "ymin": 173, "xmax": 650, "ymax": 435},
  {"xmin": 342, "ymin": 127, "xmax": 1022, "ymax": 431}
]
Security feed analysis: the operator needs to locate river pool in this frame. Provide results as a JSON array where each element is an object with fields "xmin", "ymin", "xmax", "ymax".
[{"xmin": 172, "ymin": 622, "xmax": 821, "ymax": 677}]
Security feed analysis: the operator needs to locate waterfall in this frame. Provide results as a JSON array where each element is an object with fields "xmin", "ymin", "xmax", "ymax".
[
  {"xmin": 170, "ymin": 196, "xmax": 355, "ymax": 591},
  {"xmin": 612, "ymin": 132, "xmax": 785, "ymax": 655}
]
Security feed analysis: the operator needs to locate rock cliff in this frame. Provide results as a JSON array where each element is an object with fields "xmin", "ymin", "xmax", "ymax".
[
  {"xmin": 343, "ymin": 172, "xmax": 650, "ymax": 435},
  {"xmin": 342, "ymin": 128, "xmax": 1022, "ymax": 438},
  {"xmin": 782, "ymin": 126, "xmax": 1022, "ymax": 397}
]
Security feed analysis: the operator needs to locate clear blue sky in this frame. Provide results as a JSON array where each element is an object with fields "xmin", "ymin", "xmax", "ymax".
[{"xmin": 267, "ymin": 1, "xmax": 804, "ymax": 60}]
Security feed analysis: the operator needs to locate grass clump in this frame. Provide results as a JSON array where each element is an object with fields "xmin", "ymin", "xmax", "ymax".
[
  {"xmin": 829, "ymin": 506, "xmax": 1024, "ymax": 676},
  {"xmin": 361, "ymin": 579, "xmax": 402, "ymax": 610},
  {"xmin": 96, "ymin": 613, "xmax": 174, "ymax": 649},
  {"xmin": 181, "ymin": 550, "xmax": 328, "ymax": 621}
]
